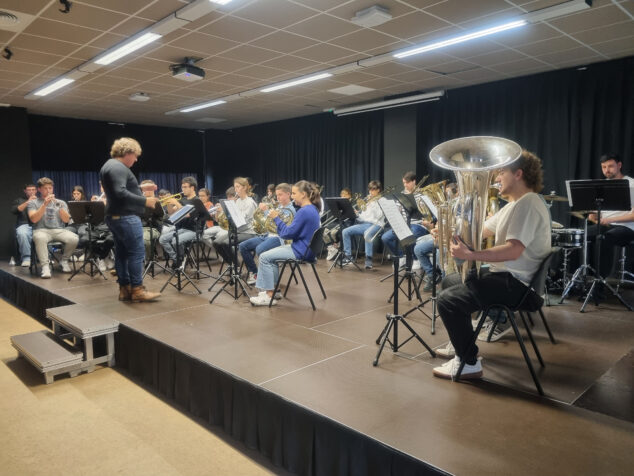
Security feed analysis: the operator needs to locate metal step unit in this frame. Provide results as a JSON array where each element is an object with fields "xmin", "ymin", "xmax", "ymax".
[{"xmin": 11, "ymin": 304, "xmax": 119, "ymax": 384}]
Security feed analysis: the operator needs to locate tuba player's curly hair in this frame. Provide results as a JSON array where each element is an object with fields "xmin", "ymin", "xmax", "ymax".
[{"xmin": 509, "ymin": 149, "xmax": 544, "ymax": 193}]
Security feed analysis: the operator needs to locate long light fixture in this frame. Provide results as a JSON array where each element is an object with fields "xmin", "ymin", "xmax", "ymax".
[
  {"xmin": 33, "ymin": 78, "xmax": 75, "ymax": 97},
  {"xmin": 261, "ymin": 73, "xmax": 333, "ymax": 93},
  {"xmin": 94, "ymin": 32, "xmax": 162, "ymax": 65},
  {"xmin": 210, "ymin": 0, "xmax": 233, "ymax": 4},
  {"xmin": 180, "ymin": 100, "xmax": 226, "ymax": 113},
  {"xmin": 332, "ymin": 91, "xmax": 444, "ymax": 116},
  {"xmin": 394, "ymin": 20, "xmax": 527, "ymax": 59}
]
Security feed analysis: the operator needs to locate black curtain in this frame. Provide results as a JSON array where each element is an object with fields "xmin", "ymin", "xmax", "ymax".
[
  {"xmin": 205, "ymin": 112, "xmax": 384, "ymax": 198},
  {"xmin": 416, "ymin": 56, "xmax": 634, "ymax": 225}
]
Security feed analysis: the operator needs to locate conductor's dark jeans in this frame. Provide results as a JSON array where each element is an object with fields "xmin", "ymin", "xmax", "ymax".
[
  {"xmin": 437, "ymin": 270, "xmax": 529, "ymax": 364},
  {"xmin": 106, "ymin": 215, "xmax": 144, "ymax": 287}
]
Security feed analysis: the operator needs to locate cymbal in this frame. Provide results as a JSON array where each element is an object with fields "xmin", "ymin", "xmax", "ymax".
[
  {"xmin": 551, "ymin": 221, "xmax": 564, "ymax": 229},
  {"xmin": 542, "ymin": 193, "xmax": 567, "ymax": 202},
  {"xmin": 570, "ymin": 211, "xmax": 587, "ymax": 220}
]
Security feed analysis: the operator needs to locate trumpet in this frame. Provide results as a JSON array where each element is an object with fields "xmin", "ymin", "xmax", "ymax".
[{"xmin": 159, "ymin": 193, "xmax": 182, "ymax": 205}]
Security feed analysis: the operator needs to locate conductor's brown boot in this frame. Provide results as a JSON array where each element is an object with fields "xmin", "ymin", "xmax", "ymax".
[
  {"xmin": 118, "ymin": 284, "xmax": 132, "ymax": 301},
  {"xmin": 131, "ymin": 285, "xmax": 161, "ymax": 302}
]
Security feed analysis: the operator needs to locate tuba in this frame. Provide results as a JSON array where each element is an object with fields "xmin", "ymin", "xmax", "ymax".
[{"xmin": 430, "ymin": 136, "xmax": 522, "ymax": 281}]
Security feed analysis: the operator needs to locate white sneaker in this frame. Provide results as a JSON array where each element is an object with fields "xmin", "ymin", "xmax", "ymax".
[
  {"xmin": 9, "ymin": 257, "xmax": 16, "ymax": 266},
  {"xmin": 250, "ymin": 291, "xmax": 277, "ymax": 307},
  {"xmin": 96, "ymin": 259, "xmax": 107, "ymax": 272},
  {"xmin": 326, "ymin": 245, "xmax": 338, "ymax": 261},
  {"xmin": 411, "ymin": 260, "xmax": 421, "ymax": 271},
  {"xmin": 60, "ymin": 259, "xmax": 72, "ymax": 273},
  {"xmin": 41, "ymin": 264, "xmax": 51, "ymax": 279},
  {"xmin": 433, "ymin": 356, "xmax": 482, "ymax": 380},
  {"xmin": 435, "ymin": 341, "xmax": 455, "ymax": 359},
  {"xmin": 21, "ymin": 259, "xmax": 31, "ymax": 267},
  {"xmin": 104, "ymin": 257, "xmax": 115, "ymax": 270},
  {"xmin": 247, "ymin": 273, "xmax": 257, "ymax": 285},
  {"xmin": 478, "ymin": 319, "xmax": 512, "ymax": 342},
  {"xmin": 399, "ymin": 257, "xmax": 406, "ymax": 268}
]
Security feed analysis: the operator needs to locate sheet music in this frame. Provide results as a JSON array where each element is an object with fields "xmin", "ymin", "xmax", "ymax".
[
  {"xmin": 224, "ymin": 199, "xmax": 246, "ymax": 229},
  {"xmin": 168, "ymin": 204, "xmax": 194, "ymax": 225},
  {"xmin": 379, "ymin": 197, "xmax": 413, "ymax": 242},
  {"xmin": 421, "ymin": 195, "xmax": 437, "ymax": 220}
]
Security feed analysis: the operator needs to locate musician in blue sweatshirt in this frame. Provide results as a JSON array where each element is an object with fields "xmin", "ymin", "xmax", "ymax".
[{"xmin": 250, "ymin": 180, "xmax": 321, "ymax": 306}]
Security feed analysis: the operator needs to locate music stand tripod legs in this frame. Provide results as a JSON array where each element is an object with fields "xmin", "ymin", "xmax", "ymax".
[
  {"xmin": 560, "ymin": 217, "xmax": 594, "ymax": 303},
  {"xmin": 143, "ymin": 224, "xmax": 169, "ymax": 279},
  {"xmin": 160, "ymin": 230, "xmax": 201, "ymax": 294},
  {"xmin": 403, "ymin": 248, "xmax": 439, "ymax": 335},
  {"xmin": 374, "ymin": 257, "xmax": 436, "ymax": 366},
  {"xmin": 209, "ymin": 228, "xmax": 250, "ymax": 303}
]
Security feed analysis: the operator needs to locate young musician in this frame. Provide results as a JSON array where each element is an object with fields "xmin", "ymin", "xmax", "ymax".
[
  {"xmin": 198, "ymin": 188, "xmax": 214, "ymax": 228},
  {"xmin": 100, "ymin": 137, "xmax": 161, "ymax": 301},
  {"xmin": 239, "ymin": 183, "xmax": 296, "ymax": 284},
  {"xmin": 71, "ymin": 186, "xmax": 86, "ymax": 201},
  {"xmin": 341, "ymin": 180, "xmax": 384, "ymax": 269},
  {"xmin": 27, "ymin": 177, "xmax": 79, "ymax": 278},
  {"xmin": 433, "ymin": 150, "xmax": 550, "ymax": 379},
  {"xmin": 12, "ymin": 183, "xmax": 37, "ymax": 267},
  {"xmin": 250, "ymin": 181, "xmax": 321, "ymax": 306}
]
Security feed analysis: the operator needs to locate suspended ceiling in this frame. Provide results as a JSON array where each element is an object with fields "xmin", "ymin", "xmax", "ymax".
[{"xmin": 0, "ymin": 0, "xmax": 632, "ymax": 129}]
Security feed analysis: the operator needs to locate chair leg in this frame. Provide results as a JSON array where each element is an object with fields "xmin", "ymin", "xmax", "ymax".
[
  {"xmin": 537, "ymin": 308, "xmax": 557, "ymax": 344},
  {"xmin": 311, "ymin": 263, "xmax": 327, "ymax": 299},
  {"xmin": 284, "ymin": 263, "xmax": 296, "ymax": 297},
  {"xmin": 518, "ymin": 311, "xmax": 544, "ymax": 367},
  {"xmin": 508, "ymin": 311, "xmax": 544, "ymax": 395},
  {"xmin": 526, "ymin": 311, "xmax": 535, "ymax": 327},
  {"xmin": 296, "ymin": 264, "xmax": 316, "ymax": 310}
]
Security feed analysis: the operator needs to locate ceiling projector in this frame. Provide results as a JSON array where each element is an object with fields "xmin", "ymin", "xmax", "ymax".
[{"xmin": 171, "ymin": 58, "xmax": 205, "ymax": 82}]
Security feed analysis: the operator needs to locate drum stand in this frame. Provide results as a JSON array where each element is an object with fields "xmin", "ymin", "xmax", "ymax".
[{"xmin": 560, "ymin": 216, "xmax": 594, "ymax": 303}]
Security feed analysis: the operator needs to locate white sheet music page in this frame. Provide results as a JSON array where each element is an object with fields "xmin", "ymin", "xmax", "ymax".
[
  {"xmin": 421, "ymin": 195, "xmax": 438, "ymax": 220},
  {"xmin": 224, "ymin": 199, "xmax": 247, "ymax": 229},
  {"xmin": 379, "ymin": 197, "xmax": 413, "ymax": 242}
]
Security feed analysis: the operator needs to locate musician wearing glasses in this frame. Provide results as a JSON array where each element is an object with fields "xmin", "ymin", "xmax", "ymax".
[
  {"xmin": 158, "ymin": 176, "xmax": 199, "ymax": 267},
  {"xmin": 381, "ymin": 171, "xmax": 430, "ymax": 266},
  {"xmin": 250, "ymin": 181, "xmax": 321, "ymax": 306},
  {"xmin": 27, "ymin": 177, "xmax": 79, "ymax": 279},
  {"xmin": 433, "ymin": 151, "xmax": 550, "ymax": 380},
  {"xmin": 341, "ymin": 180, "xmax": 385, "ymax": 270},
  {"xmin": 239, "ymin": 183, "xmax": 296, "ymax": 285}
]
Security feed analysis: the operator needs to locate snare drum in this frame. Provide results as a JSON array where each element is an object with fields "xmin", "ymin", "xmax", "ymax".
[{"xmin": 551, "ymin": 228, "xmax": 584, "ymax": 247}]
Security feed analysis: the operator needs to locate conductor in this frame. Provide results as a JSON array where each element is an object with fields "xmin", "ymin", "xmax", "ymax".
[{"xmin": 100, "ymin": 137, "xmax": 161, "ymax": 302}]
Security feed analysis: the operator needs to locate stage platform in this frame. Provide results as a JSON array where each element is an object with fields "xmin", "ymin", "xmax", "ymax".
[{"xmin": 2, "ymin": 260, "xmax": 634, "ymax": 476}]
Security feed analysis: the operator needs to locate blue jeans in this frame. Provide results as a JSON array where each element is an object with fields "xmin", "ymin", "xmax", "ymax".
[
  {"xmin": 106, "ymin": 215, "xmax": 145, "ymax": 287},
  {"xmin": 159, "ymin": 226, "xmax": 196, "ymax": 261},
  {"xmin": 255, "ymin": 245, "xmax": 296, "ymax": 291},
  {"xmin": 16, "ymin": 224, "xmax": 32, "ymax": 261},
  {"xmin": 381, "ymin": 224, "xmax": 428, "ymax": 257},
  {"xmin": 342, "ymin": 222, "xmax": 380, "ymax": 259},
  {"xmin": 413, "ymin": 234, "xmax": 437, "ymax": 276},
  {"xmin": 239, "ymin": 235, "xmax": 284, "ymax": 274}
]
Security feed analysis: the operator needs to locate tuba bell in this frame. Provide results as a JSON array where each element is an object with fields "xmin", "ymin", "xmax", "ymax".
[{"xmin": 430, "ymin": 136, "xmax": 522, "ymax": 281}]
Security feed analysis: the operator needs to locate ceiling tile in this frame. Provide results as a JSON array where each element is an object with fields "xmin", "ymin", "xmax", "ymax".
[
  {"xmin": 234, "ymin": 0, "xmax": 317, "ymax": 29},
  {"xmin": 10, "ymin": 33, "xmax": 80, "ymax": 56},
  {"xmin": 361, "ymin": 61, "xmax": 418, "ymax": 77},
  {"xmin": 87, "ymin": 32, "xmax": 127, "ymax": 50},
  {"xmin": 0, "ymin": 30, "xmax": 14, "ymax": 43},
  {"xmin": 23, "ymin": 18, "xmax": 101, "ymax": 45},
  {"xmin": 537, "ymin": 47, "xmax": 603, "ymax": 66},
  {"xmin": 591, "ymin": 36, "xmax": 634, "ymax": 57},
  {"xmin": 40, "ymin": 2, "xmax": 127, "ymax": 32},
  {"xmin": 235, "ymin": 64, "xmax": 288, "ymax": 80},
  {"xmin": 69, "ymin": 46, "xmax": 106, "ymax": 61},
  {"xmin": 290, "ymin": 0, "xmax": 348, "ymax": 12},
  {"xmin": 285, "ymin": 14, "xmax": 360, "ymax": 42},
  {"xmin": 389, "ymin": 69, "xmax": 440, "ymax": 83},
  {"xmin": 492, "ymin": 22, "xmax": 562, "ymax": 48},
  {"xmin": 515, "ymin": 36, "xmax": 581, "ymax": 57},
  {"xmin": 469, "ymin": 49, "xmax": 531, "ymax": 67},
  {"xmin": 6, "ymin": 48, "xmax": 65, "ymax": 67},
  {"xmin": 261, "ymin": 55, "xmax": 322, "ymax": 72},
  {"xmin": 327, "ymin": 0, "xmax": 415, "ymax": 22},
  {"xmin": 0, "ymin": 0, "xmax": 49, "ymax": 15},
  {"xmin": 104, "ymin": 67, "xmax": 161, "ymax": 82},
  {"xmin": 122, "ymin": 57, "xmax": 172, "ymax": 74},
  {"xmin": 329, "ymin": 28, "xmax": 399, "ymax": 53},
  {"xmin": 109, "ymin": 17, "xmax": 155, "ymax": 37},
  {"xmin": 136, "ymin": 0, "xmax": 190, "ymax": 21},
  {"xmin": 572, "ymin": 21, "xmax": 634, "ymax": 45},
  {"xmin": 198, "ymin": 16, "xmax": 275, "ymax": 43},
  {"xmin": 145, "ymin": 44, "xmax": 211, "ymax": 63},
  {"xmin": 373, "ymin": 11, "xmax": 451, "ymax": 40},
  {"xmin": 76, "ymin": 0, "xmax": 152, "ymax": 15},
  {"xmin": 197, "ymin": 56, "xmax": 252, "ymax": 74},
  {"xmin": 549, "ymin": 5, "xmax": 630, "ymax": 35},
  {"xmin": 168, "ymin": 32, "xmax": 240, "ymax": 56},
  {"xmin": 424, "ymin": 0, "xmax": 516, "ymax": 24},
  {"xmin": 249, "ymin": 31, "xmax": 319, "ymax": 54},
  {"xmin": 450, "ymin": 67, "xmax": 505, "ymax": 83},
  {"xmin": 216, "ymin": 44, "xmax": 281, "ymax": 64},
  {"xmin": 394, "ymin": 51, "xmax": 456, "ymax": 69},
  {"xmin": 294, "ymin": 43, "xmax": 357, "ymax": 63},
  {"xmin": 180, "ymin": 11, "xmax": 224, "ymax": 32},
  {"xmin": 213, "ymin": 73, "xmax": 262, "ymax": 88},
  {"xmin": 488, "ymin": 57, "xmax": 548, "ymax": 74}
]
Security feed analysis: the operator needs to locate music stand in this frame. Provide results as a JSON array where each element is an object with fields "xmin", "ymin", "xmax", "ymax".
[
  {"xmin": 67, "ymin": 201, "xmax": 107, "ymax": 281},
  {"xmin": 160, "ymin": 204, "xmax": 201, "ymax": 294},
  {"xmin": 142, "ymin": 201, "xmax": 168, "ymax": 278},
  {"xmin": 209, "ymin": 199, "xmax": 250, "ymax": 303},
  {"xmin": 325, "ymin": 197, "xmax": 361, "ymax": 272},
  {"xmin": 374, "ymin": 197, "xmax": 436, "ymax": 366},
  {"xmin": 187, "ymin": 198, "xmax": 214, "ymax": 280},
  {"xmin": 565, "ymin": 179, "xmax": 632, "ymax": 312}
]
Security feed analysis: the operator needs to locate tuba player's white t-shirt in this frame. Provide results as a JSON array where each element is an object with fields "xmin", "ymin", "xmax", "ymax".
[{"xmin": 484, "ymin": 192, "xmax": 551, "ymax": 285}]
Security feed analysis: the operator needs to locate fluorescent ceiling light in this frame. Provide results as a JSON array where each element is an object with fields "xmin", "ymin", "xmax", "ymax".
[
  {"xmin": 332, "ymin": 91, "xmax": 444, "ymax": 116},
  {"xmin": 94, "ymin": 32, "xmax": 161, "ymax": 65},
  {"xmin": 525, "ymin": 0, "xmax": 592, "ymax": 23},
  {"xmin": 261, "ymin": 73, "xmax": 333, "ymax": 93},
  {"xmin": 180, "ymin": 100, "xmax": 226, "ymax": 113},
  {"xmin": 210, "ymin": 0, "xmax": 233, "ymax": 4},
  {"xmin": 394, "ymin": 20, "xmax": 526, "ymax": 59},
  {"xmin": 33, "ymin": 78, "xmax": 75, "ymax": 97}
]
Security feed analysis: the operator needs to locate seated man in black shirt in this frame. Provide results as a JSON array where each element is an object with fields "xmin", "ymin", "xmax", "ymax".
[{"xmin": 11, "ymin": 183, "xmax": 37, "ymax": 267}]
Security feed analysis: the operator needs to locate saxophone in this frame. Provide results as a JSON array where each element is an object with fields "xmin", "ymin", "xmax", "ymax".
[{"xmin": 429, "ymin": 136, "xmax": 522, "ymax": 281}]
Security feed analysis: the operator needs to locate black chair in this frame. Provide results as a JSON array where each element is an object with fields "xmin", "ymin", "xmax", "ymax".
[
  {"xmin": 615, "ymin": 239, "xmax": 634, "ymax": 294},
  {"xmin": 456, "ymin": 248, "xmax": 560, "ymax": 395},
  {"xmin": 269, "ymin": 227, "xmax": 327, "ymax": 310},
  {"xmin": 29, "ymin": 240, "xmax": 67, "ymax": 276}
]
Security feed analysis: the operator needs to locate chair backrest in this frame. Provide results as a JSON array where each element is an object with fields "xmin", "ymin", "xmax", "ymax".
[
  {"xmin": 304, "ymin": 227, "xmax": 325, "ymax": 262},
  {"xmin": 516, "ymin": 247, "xmax": 560, "ymax": 311}
]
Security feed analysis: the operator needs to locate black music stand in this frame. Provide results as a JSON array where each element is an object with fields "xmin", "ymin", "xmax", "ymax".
[
  {"xmin": 68, "ymin": 201, "xmax": 107, "ymax": 281},
  {"xmin": 160, "ymin": 204, "xmax": 201, "ymax": 294},
  {"xmin": 567, "ymin": 179, "xmax": 632, "ymax": 312},
  {"xmin": 187, "ymin": 198, "xmax": 214, "ymax": 280},
  {"xmin": 209, "ymin": 199, "xmax": 250, "ymax": 303},
  {"xmin": 403, "ymin": 243, "xmax": 440, "ymax": 334},
  {"xmin": 325, "ymin": 197, "xmax": 361, "ymax": 272},
  {"xmin": 374, "ymin": 198, "xmax": 436, "ymax": 366},
  {"xmin": 142, "ymin": 201, "xmax": 168, "ymax": 278}
]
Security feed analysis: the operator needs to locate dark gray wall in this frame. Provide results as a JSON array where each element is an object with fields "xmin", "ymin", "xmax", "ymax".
[
  {"xmin": 0, "ymin": 107, "xmax": 32, "ymax": 260},
  {"xmin": 383, "ymin": 105, "xmax": 417, "ymax": 189}
]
